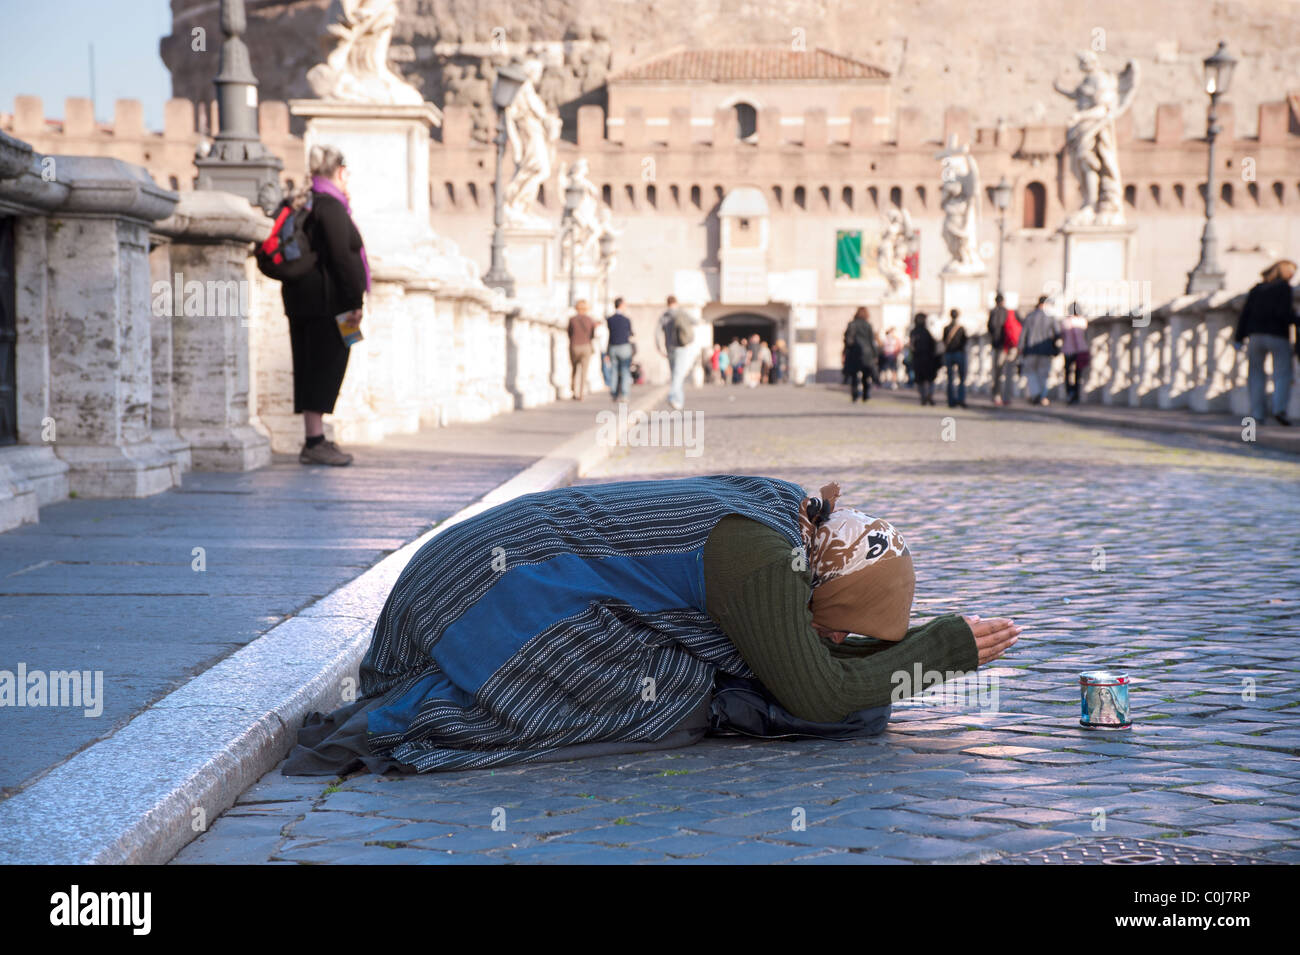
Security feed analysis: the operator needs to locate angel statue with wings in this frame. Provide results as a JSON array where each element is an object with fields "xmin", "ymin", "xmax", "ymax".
[{"xmin": 1054, "ymin": 51, "xmax": 1140, "ymax": 226}]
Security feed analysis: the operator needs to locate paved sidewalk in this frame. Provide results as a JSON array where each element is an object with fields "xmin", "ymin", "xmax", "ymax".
[
  {"xmin": 176, "ymin": 384, "xmax": 1300, "ymax": 864},
  {"xmin": 0, "ymin": 393, "xmax": 624, "ymax": 800}
]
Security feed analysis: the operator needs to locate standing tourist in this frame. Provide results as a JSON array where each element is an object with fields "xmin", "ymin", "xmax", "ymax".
[
  {"xmin": 606, "ymin": 296, "xmax": 635, "ymax": 402},
  {"xmin": 281, "ymin": 144, "xmax": 369, "ymax": 467},
  {"xmin": 567, "ymin": 298, "xmax": 597, "ymax": 400},
  {"xmin": 771, "ymin": 339, "xmax": 789, "ymax": 384},
  {"xmin": 717, "ymin": 343, "xmax": 731, "ymax": 386},
  {"xmin": 728, "ymin": 337, "xmax": 746, "ymax": 384},
  {"xmin": 1235, "ymin": 259, "xmax": 1298, "ymax": 427},
  {"xmin": 880, "ymin": 328, "xmax": 902, "ymax": 389},
  {"xmin": 759, "ymin": 339, "xmax": 773, "ymax": 384},
  {"xmin": 843, "ymin": 307, "xmax": 878, "ymax": 404},
  {"xmin": 941, "ymin": 309, "xmax": 969, "ymax": 409},
  {"xmin": 1061, "ymin": 305, "xmax": 1091, "ymax": 405},
  {"xmin": 1018, "ymin": 295, "xmax": 1061, "ymax": 406},
  {"xmin": 909, "ymin": 313, "xmax": 940, "ymax": 406}
]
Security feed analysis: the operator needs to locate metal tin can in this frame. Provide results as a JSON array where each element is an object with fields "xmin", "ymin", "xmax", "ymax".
[{"xmin": 1080, "ymin": 671, "xmax": 1131, "ymax": 729}]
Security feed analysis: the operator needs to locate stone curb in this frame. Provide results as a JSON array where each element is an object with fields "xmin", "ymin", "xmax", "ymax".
[{"xmin": 0, "ymin": 386, "xmax": 669, "ymax": 865}]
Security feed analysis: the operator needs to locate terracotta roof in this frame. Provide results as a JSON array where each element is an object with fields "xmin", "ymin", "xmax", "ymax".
[{"xmin": 611, "ymin": 47, "xmax": 890, "ymax": 83}]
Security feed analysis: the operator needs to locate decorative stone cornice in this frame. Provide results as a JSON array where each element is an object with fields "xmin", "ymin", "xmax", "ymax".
[
  {"xmin": 54, "ymin": 156, "xmax": 179, "ymax": 222},
  {"xmin": 0, "ymin": 130, "xmax": 34, "ymax": 180},
  {"xmin": 154, "ymin": 188, "xmax": 269, "ymax": 243}
]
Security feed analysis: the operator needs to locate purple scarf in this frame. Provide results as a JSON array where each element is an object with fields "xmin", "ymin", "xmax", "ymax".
[{"xmin": 311, "ymin": 174, "xmax": 371, "ymax": 292}]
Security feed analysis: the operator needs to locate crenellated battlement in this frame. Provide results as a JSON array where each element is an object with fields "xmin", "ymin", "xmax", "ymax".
[{"xmin": 5, "ymin": 93, "xmax": 1298, "ymax": 222}]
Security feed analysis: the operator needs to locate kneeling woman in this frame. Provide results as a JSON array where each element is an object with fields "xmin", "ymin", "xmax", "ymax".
[{"xmin": 285, "ymin": 476, "xmax": 1020, "ymax": 774}]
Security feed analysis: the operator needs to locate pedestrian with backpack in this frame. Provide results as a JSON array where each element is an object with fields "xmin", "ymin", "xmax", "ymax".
[
  {"xmin": 657, "ymin": 295, "xmax": 695, "ymax": 409},
  {"xmin": 267, "ymin": 144, "xmax": 369, "ymax": 466}
]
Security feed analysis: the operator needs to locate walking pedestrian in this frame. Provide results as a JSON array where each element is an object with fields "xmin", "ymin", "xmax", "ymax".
[
  {"xmin": 759, "ymin": 339, "xmax": 773, "ymax": 384},
  {"xmin": 717, "ymin": 344, "xmax": 731, "ymax": 385},
  {"xmin": 909, "ymin": 313, "xmax": 940, "ymax": 406},
  {"xmin": 1018, "ymin": 295, "xmax": 1060, "ymax": 405},
  {"xmin": 1235, "ymin": 259, "xmax": 1298, "ymax": 426},
  {"xmin": 728, "ymin": 337, "xmax": 746, "ymax": 384},
  {"xmin": 567, "ymin": 298, "xmax": 597, "ymax": 400},
  {"xmin": 771, "ymin": 339, "xmax": 788, "ymax": 384},
  {"xmin": 1061, "ymin": 305, "xmax": 1091, "ymax": 405},
  {"xmin": 843, "ymin": 307, "xmax": 878, "ymax": 404},
  {"xmin": 987, "ymin": 294, "xmax": 1013, "ymax": 405},
  {"xmin": 744, "ymin": 334, "xmax": 763, "ymax": 388},
  {"xmin": 941, "ymin": 309, "xmax": 969, "ymax": 408},
  {"xmin": 281, "ymin": 144, "xmax": 370, "ymax": 467},
  {"xmin": 606, "ymin": 296, "xmax": 635, "ymax": 402},
  {"xmin": 657, "ymin": 295, "xmax": 695, "ymax": 410}
]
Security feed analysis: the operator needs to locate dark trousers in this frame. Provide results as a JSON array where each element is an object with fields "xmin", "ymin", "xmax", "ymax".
[
  {"xmin": 849, "ymin": 366, "xmax": 872, "ymax": 401},
  {"xmin": 944, "ymin": 352, "xmax": 967, "ymax": 406},
  {"xmin": 1064, "ymin": 354, "xmax": 1086, "ymax": 403},
  {"xmin": 287, "ymin": 312, "xmax": 350, "ymax": 414}
]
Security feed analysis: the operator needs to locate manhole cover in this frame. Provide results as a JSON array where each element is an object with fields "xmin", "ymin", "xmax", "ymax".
[{"xmin": 986, "ymin": 837, "xmax": 1267, "ymax": 865}]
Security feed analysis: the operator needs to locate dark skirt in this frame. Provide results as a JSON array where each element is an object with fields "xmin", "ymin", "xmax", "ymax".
[{"xmin": 287, "ymin": 313, "xmax": 350, "ymax": 414}]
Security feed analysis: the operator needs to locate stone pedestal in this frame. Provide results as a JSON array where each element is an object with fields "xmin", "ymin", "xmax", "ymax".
[
  {"xmin": 154, "ymin": 190, "xmax": 273, "ymax": 471},
  {"xmin": 939, "ymin": 270, "xmax": 987, "ymax": 330},
  {"xmin": 503, "ymin": 223, "xmax": 560, "ymax": 304},
  {"xmin": 0, "ymin": 456, "xmax": 38, "ymax": 532},
  {"xmin": 1062, "ymin": 224, "xmax": 1137, "ymax": 317}
]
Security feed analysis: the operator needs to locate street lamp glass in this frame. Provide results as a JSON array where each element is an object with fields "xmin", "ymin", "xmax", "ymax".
[
  {"xmin": 992, "ymin": 175, "xmax": 1013, "ymax": 211},
  {"xmin": 1203, "ymin": 41, "xmax": 1236, "ymax": 96},
  {"xmin": 564, "ymin": 180, "xmax": 585, "ymax": 214},
  {"xmin": 492, "ymin": 66, "xmax": 527, "ymax": 110}
]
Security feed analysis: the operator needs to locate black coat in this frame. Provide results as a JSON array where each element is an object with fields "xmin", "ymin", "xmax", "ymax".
[
  {"xmin": 843, "ymin": 317, "xmax": 877, "ymax": 369},
  {"xmin": 910, "ymin": 326, "xmax": 939, "ymax": 381},
  {"xmin": 280, "ymin": 191, "xmax": 367, "ymax": 320},
  {"xmin": 1235, "ymin": 278, "xmax": 1298, "ymax": 342}
]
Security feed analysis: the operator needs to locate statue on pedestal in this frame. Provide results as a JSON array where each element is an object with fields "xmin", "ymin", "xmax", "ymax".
[
  {"xmin": 559, "ymin": 158, "xmax": 602, "ymax": 272},
  {"xmin": 503, "ymin": 59, "xmax": 562, "ymax": 227},
  {"xmin": 308, "ymin": 0, "xmax": 424, "ymax": 105},
  {"xmin": 1053, "ymin": 51, "xmax": 1139, "ymax": 226},
  {"xmin": 935, "ymin": 136, "xmax": 983, "ymax": 273},
  {"xmin": 878, "ymin": 207, "xmax": 915, "ymax": 293}
]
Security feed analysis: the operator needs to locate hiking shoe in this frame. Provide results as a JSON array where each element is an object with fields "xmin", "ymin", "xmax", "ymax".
[
  {"xmin": 1275, "ymin": 413, "xmax": 1292, "ymax": 427},
  {"xmin": 300, "ymin": 439, "xmax": 353, "ymax": 466}
]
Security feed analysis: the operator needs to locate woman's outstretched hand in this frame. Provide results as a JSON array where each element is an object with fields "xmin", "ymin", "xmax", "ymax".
[{"xmin": 962, "ymin": 615, "xmax": 1021, "ymax": 666}]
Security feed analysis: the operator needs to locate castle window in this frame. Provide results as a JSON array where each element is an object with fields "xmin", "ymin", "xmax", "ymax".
[
  {"xmin": 1247, "ymin": 182, "xmax": 1259, "ymax": 205},
  {"xmin": 867, "ymin": 186, "xmax": 879, "ymax": 210},
  {"xmin": 1272, "ymin": 181, "xmax": 1284, "ymax": 205},
  {"xmin": 690, "ymin": 185, "xmax": 701, "ymax": 209},
  {"xmin": 468, "ymin": 182, "xmax": 480, "ymax": 207},
  {"xmin": 646, "ymin": 184, "xmax": 657, "ymax": 208},
  {"xmin": 889, "ymin": 186, "xmax": 902, "ymax": 209},
  {"xmin": 835, "ymin": 230, "xmax": 862, "ymax": 279},
  {"xmin": 772, "ymin": 185, "xmax": 783, "ymax": 209},
  {"xmin": 794, "ymin": 186, "xmax": 807, "ymax": 210},
  {"xmin": 1023, "ymin": 181, "xmax": 1046, "ymax": 228},
  {"xmin": 915, "ymin": 185, "xmax": 926, "ymax": 208},
  {"xmin": 842, "ymin": 186, "xmax": 854, "ymax": 210},
  {"xmin": 602, "ymin": 184, "xmax": 613, "ymax": 207},
  {"xmin": 1149, "ymin": 184, "xmax": 1161, "ymax": 207},
  {"xmin": 1220, "ymin": 183, "xmax": 1233, "ymax": 207},
  {"xmin": 1173, "ymin": 183, "xmax": 1185, "ymax": 206},
  {"xmin": 624, "ymin": 184, "xmax": 637, "ymax": 208},
  {"xmin": 1124, "ymin": 184, "xmax": 1136, "ymax": 208},
  {"xmin": 819, "ymin": 186, "xmax": 831, "ymax": 209},
  {"xmin": 734, "ymin": 102, "xmax": 757, "ymax": 141}
]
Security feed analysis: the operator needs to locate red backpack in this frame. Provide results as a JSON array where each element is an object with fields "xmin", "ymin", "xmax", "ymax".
[{"xmin": 1002, "ymin": 309, "xmax": 1022, "ymax": 349}]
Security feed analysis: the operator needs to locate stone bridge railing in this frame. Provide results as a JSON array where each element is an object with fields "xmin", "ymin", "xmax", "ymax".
[{"xmin": 936, "ymin": 290, "xmax": 1298, "ymax": 420}]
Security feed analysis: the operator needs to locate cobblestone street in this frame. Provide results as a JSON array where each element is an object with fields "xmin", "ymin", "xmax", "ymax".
[{"xmin": 176, "ymin": 384, "xmax": 1300, "ymax": 864}]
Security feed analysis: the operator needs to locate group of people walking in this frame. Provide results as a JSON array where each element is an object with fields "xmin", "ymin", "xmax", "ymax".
[{"xmin": 842, "ymin": 297, "xmax": 1094, "ymax": 409}]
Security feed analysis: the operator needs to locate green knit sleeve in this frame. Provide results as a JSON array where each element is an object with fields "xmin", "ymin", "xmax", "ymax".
[{"xmin": 702, "ymin": 517, "xmax": 979, "ymax": 723}]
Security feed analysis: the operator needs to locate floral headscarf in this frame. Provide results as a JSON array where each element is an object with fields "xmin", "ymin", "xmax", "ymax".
[{"xmin": 798, "ymin": 481, "xmax": 916, "ymax": 642}]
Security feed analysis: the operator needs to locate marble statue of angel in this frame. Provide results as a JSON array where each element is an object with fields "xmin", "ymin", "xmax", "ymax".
[
  {"xmin": 307, "ymin": 0, "xmax": 423, "ymax": 105},
  {"xmin": 877, "ymin": 207, "xmax": 915, "ymax": 292},
  {"xmin": 1053, "ymin": 51, "xmax": 1139, "ymax": 226},
  {"xmin": 936, "ymin": 137, "xmax": 982, "ymax": 273},
  {"xmin": 559, "ymin": 158, "xmax": 602, "ymax": 271},
  {"xmin": 503, "ymin": 59, "xmax": 562, "ymax": 225}
]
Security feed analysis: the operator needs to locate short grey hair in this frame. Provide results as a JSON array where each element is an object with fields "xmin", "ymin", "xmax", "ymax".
[{"xmin": 308, "ymin": 144, "xmax": 346, "ymax": 179}]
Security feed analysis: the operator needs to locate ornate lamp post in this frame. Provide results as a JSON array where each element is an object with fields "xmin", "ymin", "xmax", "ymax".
[
  {"xmin": 599, "ymin": 229, "xmax": 617, "ymax": 318},
  {"xmin": 484, "ymin": 65, "xmax": 526, "ymax": 297},
  {"xmin": 1186, "ymin": 41, "xmax": 1237, "ymax": 294},
  {"xmin": 561, "ymin": 174, "xmax": 585, "ymax": 307},
  {"xmin": 992, "ymin": 175, "xmax": 1013, "ymax": 300},
  {"xmin": 193, "ymin": 0, "xmax": 283, "ymax": 213}
]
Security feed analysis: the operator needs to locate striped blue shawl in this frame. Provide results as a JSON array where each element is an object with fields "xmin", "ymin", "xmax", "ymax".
[{"xmin": 359, "ymin": 475, "xmax": 806, "ymax": 771}]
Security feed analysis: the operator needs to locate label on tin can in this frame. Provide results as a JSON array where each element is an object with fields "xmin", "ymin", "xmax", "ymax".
[{"xmin": 1080, "ymin": 671, "xmax": 1131, "ymax": 729}]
